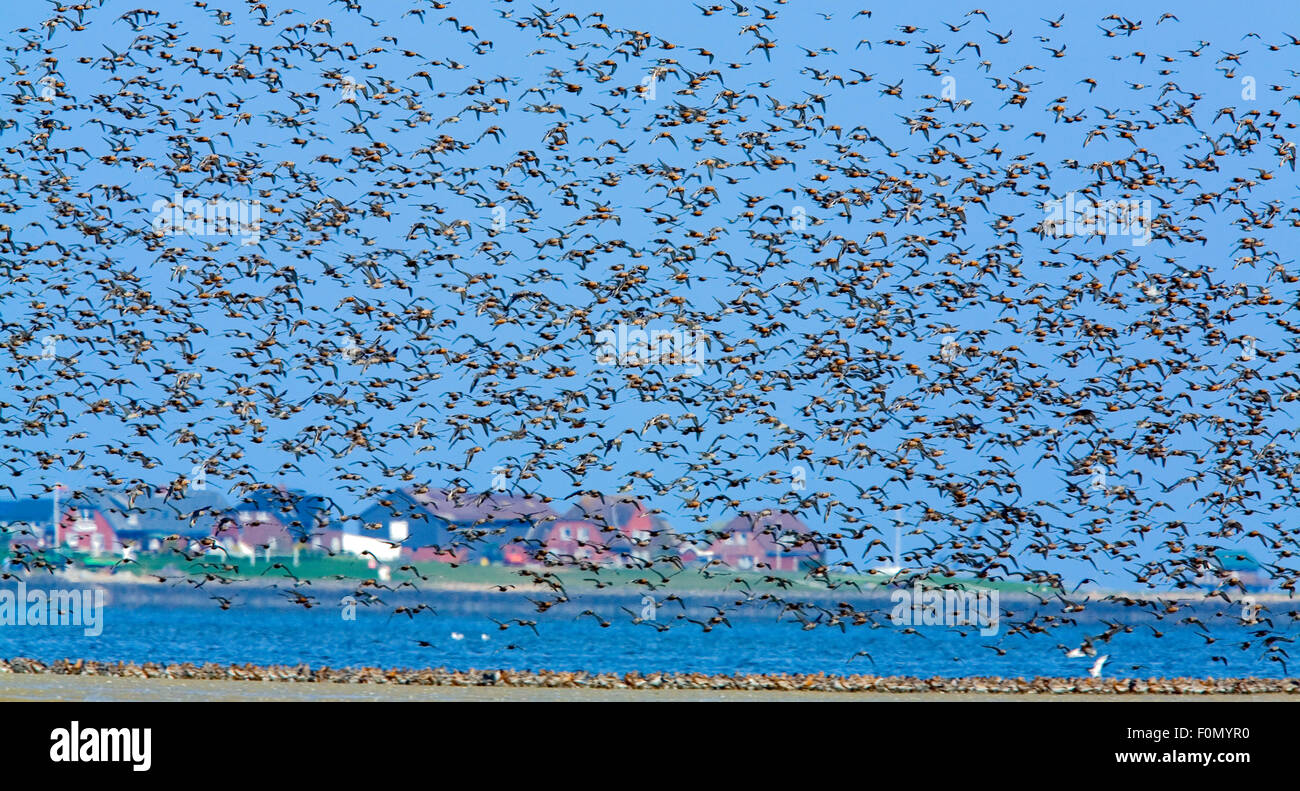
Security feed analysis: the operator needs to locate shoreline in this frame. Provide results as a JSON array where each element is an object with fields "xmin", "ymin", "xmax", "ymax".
[
  {"xmin": 7, "ymin": 673, "xmax": 1297, "ymax": 701},
  {"xmin": 15, "ymin": 569, "xmax": 1294, "ymax": 605},
  {"xmin": 2, "ymin": 657, "xmax": 1296, "ymax": 698}
]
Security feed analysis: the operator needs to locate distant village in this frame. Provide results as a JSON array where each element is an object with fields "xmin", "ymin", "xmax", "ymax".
[
  {"xmin": 0, "ymin": 487, "xmax": 832, "ymax": 576},
  {"xmin": 0, "ymin": 486, "xmax": 1273, "ymax": 592}
]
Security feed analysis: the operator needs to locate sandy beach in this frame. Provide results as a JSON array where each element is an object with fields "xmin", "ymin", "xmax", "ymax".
[
  {"xmin": 1, "ymin": 673, "xmax": 1294, "ymax": 701},
  {"xmin": 1, "ymin": 658, "xmax": 1296, "ymax": 700}
]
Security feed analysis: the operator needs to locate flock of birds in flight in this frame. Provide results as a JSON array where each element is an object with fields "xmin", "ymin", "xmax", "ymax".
[{"xmin": 2, "ymin": 0, "xmax": 1300, "ymax": 672}]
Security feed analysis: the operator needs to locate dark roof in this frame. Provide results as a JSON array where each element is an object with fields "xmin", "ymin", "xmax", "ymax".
[
  {"xmin": 723, "ymin": 510, "xmax": 811, "ymax": 534},
  {"xmin": 366, "ymin": 487, "xmax": 558, "ymax": 526},
  {"xmin": 89, "ymin": 489, "xmax": 231, "ymax": 537},
  {"xmin": 226, "ymin": 487, "xmax": 331, "ymax": 540},
  {"xmin": 719, "ymin": 510, "xmax": 826, "ymax": 554},
  {"xmin": 356, "ymin": 488, "xmax": 559, "ymax": 557},
  {"xmin": 558, "ymin": 494, "xmax": 653, "ymax": 527},
  {"xmin": 414, "ymin": 488, "xmax": 558, "ymax": 525}
]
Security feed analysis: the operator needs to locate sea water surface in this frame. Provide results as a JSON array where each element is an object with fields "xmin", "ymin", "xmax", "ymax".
[{"xmin": 0, "ymin": 583, "xmax": 1291, "ymax": 679}]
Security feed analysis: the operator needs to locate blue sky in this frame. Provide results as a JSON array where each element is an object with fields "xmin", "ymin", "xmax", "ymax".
[{"xmin": 1, "ymin": 0, "xmax": 1298, "ymax": 588}]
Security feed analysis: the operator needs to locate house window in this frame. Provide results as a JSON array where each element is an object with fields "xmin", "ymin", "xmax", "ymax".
[
  {"xmin": 390, "ymin": 520, "xmax": 409, "ymax": 542},
  {"xmin": 560, "ymin": 527, "xmax": 571, "ymax": 540},
  {"xmin": 577, "ymin": 527, "xmax": 589, "ymax": 541}
]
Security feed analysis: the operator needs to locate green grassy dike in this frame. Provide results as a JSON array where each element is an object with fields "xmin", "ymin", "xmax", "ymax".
[{"xmin": 23, "ymin": 547, "xmax": 1054, "ymax": 597}]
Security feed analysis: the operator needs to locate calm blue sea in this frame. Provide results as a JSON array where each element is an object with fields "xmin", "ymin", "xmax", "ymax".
[{"xmin": 0, "ymin": 589, "xmax": 1291, "ymax": 679}]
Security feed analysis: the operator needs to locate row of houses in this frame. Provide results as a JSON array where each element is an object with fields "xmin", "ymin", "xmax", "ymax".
[
  {"xmin": 0, "ymin": 488, "xmax": 1273, "ymax": 588},
  {"xmin": 0, "ymin": 487, "xmax": 828, "ymax": 573}
]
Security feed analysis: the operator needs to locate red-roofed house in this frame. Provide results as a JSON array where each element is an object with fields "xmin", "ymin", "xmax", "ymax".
[
  {"xmin": 55, "ymin": 505, "xmax": 119, "ymax": 556},
  {"xmin": 700, "ymin": 511, "xmax": 824, "ymax": 572},
  {"xmin": 357, "ymin": 487, "xmax": 558, "ymax": 564},
  {"xmin": 528, "ymin": 495, "xmax": 675, "ymax": 567}
]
